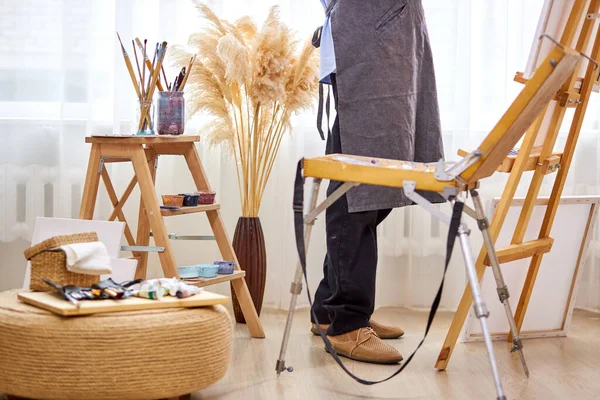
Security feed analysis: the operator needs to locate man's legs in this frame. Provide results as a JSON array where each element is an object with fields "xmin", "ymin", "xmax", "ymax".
[
  {"xmin": 310, "ymin": 74, "xmax": 393, "ymax": 336},
  {"xmin": 311, "ymin": 198, "xmax": 391, "ymax": 335}
]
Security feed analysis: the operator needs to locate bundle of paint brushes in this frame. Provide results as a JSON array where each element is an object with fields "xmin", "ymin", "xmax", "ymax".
[
  {"xmin": 116, "ymin": 33, "xmax": 165, "ymax": 135},
  {"xmin": 163, "ymin": 54, "xmax": 196, "ymax": 92}
]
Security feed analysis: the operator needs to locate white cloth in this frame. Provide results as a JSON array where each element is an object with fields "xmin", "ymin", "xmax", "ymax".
[{"xmin": 58, "ymin": 241, "xmax": 113, "ymax": 275}]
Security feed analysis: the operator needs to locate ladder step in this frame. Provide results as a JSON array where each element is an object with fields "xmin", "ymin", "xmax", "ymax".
[
  {"xmin": 457, "ymin": 148, "xmax": 562, "ymax": 174},
  {"xmin": 150, "ymin": 232, "xmax": 215, "ymax": 241},
  {"xmin": 484, "ymin": 238, "xmax": 554, "ymax": 266},
  {"xmin": 182, "ymin": 270, "xmax": 245, "ymax": 288},
  {"xmin": 157, "ymin": 203, "xmax": 220, "ymax": 216}
]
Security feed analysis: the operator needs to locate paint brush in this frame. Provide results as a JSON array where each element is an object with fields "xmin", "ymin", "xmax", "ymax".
[
  {"xmin": 173, "ymin": 67, "xmax": 185, "ymax": 91},
  {"xmin": 135, "ymin": 37, "xmax": 164, "ymax": 92},
  {"xmin": 138, "ymin": 41, "xmax": 168, "ymax": 131},
  {"xmin": 142, "ymin": 39, "xmax": 147, "ymax": 96},
  {"xmin": 161, "ymin": 65, "xmax": 169, "ymax": 91},
  {"xmin": 116, "ymin": 32, "xmax": 142, "ymax": 100},
  {"xmin": 172, "ymin": 75, "xmax": 180, "ymax": 92},
  {"xmin": 132, "ymin": 39, "xmax": 144, "ymax": 99},
  {"xmin": 177, "ymin": 54, "xmax": 196, "ymax": 91}
]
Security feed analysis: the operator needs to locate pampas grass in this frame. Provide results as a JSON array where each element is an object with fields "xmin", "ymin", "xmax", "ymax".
[{"xmin": 172, "ymin": 1, "xmax": 319, "ymax": 217}]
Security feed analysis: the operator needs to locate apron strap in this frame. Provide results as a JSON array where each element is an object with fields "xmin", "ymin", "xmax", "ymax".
[
  {"xmin": 326, "ymin": 0, "xmax": 340, "ymax": 15},
  {"xmin": 316, "ymin": 84, "xmax": 331, "ymax": 141},
  {"xmin": 313, "ymin": 0, "xmax": 339, "ymax": 140},
  {"xmin": 293, "ymin": 160, "xmax": 463, "ymax": 385}
]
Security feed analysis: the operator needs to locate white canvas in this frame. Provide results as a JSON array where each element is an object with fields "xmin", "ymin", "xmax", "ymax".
[
  {"xmin": 24, "ymin": 217, "xmax": 126, "ymax": 289},
  {"xmin": 461, "ymin": 197, "xmax": 600, "ymax": 342}
]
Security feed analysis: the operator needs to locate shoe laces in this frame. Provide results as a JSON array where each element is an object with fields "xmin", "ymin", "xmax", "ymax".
[{"xmin": 357, "ymin": 327, "xmax": 380, "ymax": 345}]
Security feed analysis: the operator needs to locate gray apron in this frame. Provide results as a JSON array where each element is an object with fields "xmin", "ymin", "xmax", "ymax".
[{"xmin": 330, "ymin": 0, "xmax": 444, "ymax": 213}]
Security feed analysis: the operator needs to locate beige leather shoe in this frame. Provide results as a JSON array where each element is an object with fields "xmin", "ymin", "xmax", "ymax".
[
  {"xmin": 311, "ymin": 319, "xmax": 405, "ymax": 339},
  {"xmin": 326, "ymin": 327, "xmax": 403, "ymax": 364},
  {"xmin": 310, "ymin": 323, "xmax": 329, "ymax": 335},
  {"xmin": 369, "ymin": 319, "xmax": 405, "ymax": 339}
]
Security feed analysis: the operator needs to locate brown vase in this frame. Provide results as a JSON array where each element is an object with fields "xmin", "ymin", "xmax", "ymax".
[{"xmin": 231, "ymin": 217, "xmax": 266, "ymax": 323}]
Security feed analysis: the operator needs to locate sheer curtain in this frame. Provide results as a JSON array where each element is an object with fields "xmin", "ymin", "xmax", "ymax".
[{"xmin": 1, "ymin": 0, "xmax": 599, "ymax": 313}]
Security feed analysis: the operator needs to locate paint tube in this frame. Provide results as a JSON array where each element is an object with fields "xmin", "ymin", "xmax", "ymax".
[
  {"xmin": 173, "ymin": 281, "xmax": 202, "ymax": 298},
  {"xmin": 134, "ymin": 286, "xmax": 166, "ymax": 300},
  {"xmin": 157, "ymin": 278, "xmax": 180, "ymax": 296}
]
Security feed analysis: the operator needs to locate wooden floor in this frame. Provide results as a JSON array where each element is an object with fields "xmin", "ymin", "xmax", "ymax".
[
  {"xmin": 194, "ymin": 307, "xmax": 600, "ymax": 400},
  {"xmin": 2, "ymin": 307, "xmax": 598, "ymax": 400}
]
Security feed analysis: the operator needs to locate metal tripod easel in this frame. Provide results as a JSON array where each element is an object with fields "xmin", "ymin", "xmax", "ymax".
[{"xmin": 275, "ymin": 155, "xmax": 530, "ymax": 399}]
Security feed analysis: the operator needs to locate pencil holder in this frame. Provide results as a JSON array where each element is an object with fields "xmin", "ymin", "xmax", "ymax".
[
  {"xmin": 137, "ymin": 99, "xmax": 155, "ymax": 136},
  {"xmin": 157, "ymin": 91, "xmax": 185, "ymax": 135}
]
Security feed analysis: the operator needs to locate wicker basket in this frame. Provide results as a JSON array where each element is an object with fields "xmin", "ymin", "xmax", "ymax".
[{"xmin": 24, "ymin": 232, "xmax": 100, "ymax": 292}]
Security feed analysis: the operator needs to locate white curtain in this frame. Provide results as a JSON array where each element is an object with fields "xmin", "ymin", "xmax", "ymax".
[{"xmin": 1, "ymin": 0, "xmax": 600, "ymax": 314}]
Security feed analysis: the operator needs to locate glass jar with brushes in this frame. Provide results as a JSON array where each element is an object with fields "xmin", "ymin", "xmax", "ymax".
[
  {"xmin": 156, "ymin": 91, "xmax": 185, "ymax": 135},
  {"xmin": 136, "ymin": 99, "xmax": 155, "ymax": 136}
]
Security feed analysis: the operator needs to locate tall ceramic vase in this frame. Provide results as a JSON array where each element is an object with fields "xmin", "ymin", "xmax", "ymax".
[{"xmin": 231, "ymin": 217, "xmax": 266, "ymax": 323}]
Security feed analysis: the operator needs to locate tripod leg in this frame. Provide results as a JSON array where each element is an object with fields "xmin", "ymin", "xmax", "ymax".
[
  {"xmin": 276, "ymin": 178, "xmax": 322, "ymax": 376},
  {"xmin": 471, "ymin": 190, "xmax": 529, "ymax": 377},
  {"xmin": 457, "ymin": 221, "xmax": 507, "ymax": 400}
]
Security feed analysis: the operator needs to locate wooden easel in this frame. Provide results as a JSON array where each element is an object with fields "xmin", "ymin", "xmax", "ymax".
[
  {"xmin": 78, "ymin": 135, "xmax": 265, "ymax": 338},
  {"xmin": 436, "ymin": 0, "xmax": 600, "ymax": 370},
  {"xmin": 275, "ymin": 45, "xmax": 580, "ymax": 399}
]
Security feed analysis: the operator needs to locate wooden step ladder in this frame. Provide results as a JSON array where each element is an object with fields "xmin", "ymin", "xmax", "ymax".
[
  {"xmin": 436, "ymin": 0, "xmax": 600, "ymax": 370},
  {"xmin": 79, "ymin": 135, "xmax": 265, "ymax": 338}
]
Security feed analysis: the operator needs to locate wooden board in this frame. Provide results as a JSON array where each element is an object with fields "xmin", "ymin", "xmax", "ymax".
[
  {"xmin": 160, "ymin": 203, "xmax": 220, "ymax": 216},
  {"xmin": 18, "ymin": 290, "xmax": 229, "ymax": 317},
  {"xmin": 461, "ymin": 195, "xmax": 600, "ymax": 342},
  {"xmin": 182, "ymin": 270, "xmax": 245, "ymax": 288},
  {"xmin": 458, "ymin": 148, "xmax": 563, "ymax": 173},
  {"xmin": 87, "ymin": 135, "xmax": 200, "ymax": 144},
  {"xmin": 303, "ymin": 154, "xmax": 453, "ymax": 193}
]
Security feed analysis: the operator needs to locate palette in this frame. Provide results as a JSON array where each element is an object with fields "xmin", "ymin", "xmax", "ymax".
[{"xmin": 18, "ymin": 290, "xmax": 228, "ymax": 317}]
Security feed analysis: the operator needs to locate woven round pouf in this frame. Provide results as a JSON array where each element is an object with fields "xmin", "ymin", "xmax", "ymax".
[{"xmin": 0, "ymin": 290, "xmax": 232, "ymax": 400}]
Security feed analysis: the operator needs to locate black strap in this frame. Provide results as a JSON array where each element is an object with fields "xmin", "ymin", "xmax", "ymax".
[
  {"xmin": 293, "ymin": 159, "xmax": 464, "ymax": 385},
  {"xmin": 317, "ymin": 84, "xmax": 325, "ymax": 140},
  {"xmin": 316, "ymin": 84, "xmax": 331, "ymax": 141},
  {"xmin": 325, "ymin": 85, "xmax": 331, "ymax": 138},
  {"xmin": 312, "ymin": 26, "xmax": 323, "ymax": 49},
  {"xmin": 314, "ymin": 0, "xmax": 338, "ymax": 140}
]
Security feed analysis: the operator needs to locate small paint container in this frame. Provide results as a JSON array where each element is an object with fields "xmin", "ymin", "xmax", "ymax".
[
  {"xmin": 214, "ymin": 261, "xmax": 235, "ymax": 274},
  {"xmin": 196, "ymin": 191, "xmax": 216, "ymax": 204},
  {"xmin": 162, "ymin": 194, "xmax": 184, "ymax": 207},
  {"xmin": 179, "ymin": 193, "xmax": 200, "ymax": 207},
  {"xmin": 178, "ymin": 265, "xmax": 201, "ymax": 279},
  {"xmin": 196, "ymin": 264, "xmax": 219, "ymax": 278}
]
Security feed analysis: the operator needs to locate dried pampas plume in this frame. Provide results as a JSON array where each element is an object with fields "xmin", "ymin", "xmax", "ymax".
[
  {"xmin": 172, "ymin": 2, "xmax": 318, "ymax": 217},
  {"xmin": 217, "ymin": 33, "xmax": 249, "ymax": 86},
  {"xmin": 249, "ymin": 6, "xmax": 295, "ymax": 105},
  {"xmin": 235, "ymin": 16, "xmax": 258, "ymax": 44}
]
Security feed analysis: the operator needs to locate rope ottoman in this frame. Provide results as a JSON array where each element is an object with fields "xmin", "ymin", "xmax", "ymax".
[{"xmin": 0, "ymin": 290, "xmax": 232, "ymax": 400}]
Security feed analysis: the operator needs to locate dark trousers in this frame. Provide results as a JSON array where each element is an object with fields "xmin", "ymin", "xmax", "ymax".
[{"xmin": 310, "ymin": 75, "xmax": 392, "ymax": 336}]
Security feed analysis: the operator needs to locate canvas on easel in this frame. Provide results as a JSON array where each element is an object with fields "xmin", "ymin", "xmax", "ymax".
[
  {"xmin": 522, "ymin": 0, "xmax": 599, "ymax": 150},
  {"xmin": 436, "ymin": 0, "xmax": 600, "ymax": 371},
  {"xmin": 462, "ymin": 196, "xmax": 600, "ymax": 342}
]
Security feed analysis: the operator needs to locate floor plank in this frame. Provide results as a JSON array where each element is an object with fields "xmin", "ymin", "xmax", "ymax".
[{"xmin": 194, "ymin": 307, "xmax": 600, "ymax": 400}]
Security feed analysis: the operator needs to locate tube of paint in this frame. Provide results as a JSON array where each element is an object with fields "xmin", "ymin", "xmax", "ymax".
[
  {"xmin": 174, "ymin": 281, "xmax": 201, "ymax": 298},
  {"xmin": 134, "ymin": 287, "xmax": 165, "ymax": 300},
  {"xmin": 158, "ymin": 277, "xmax": 180, "ymax": 296}
]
